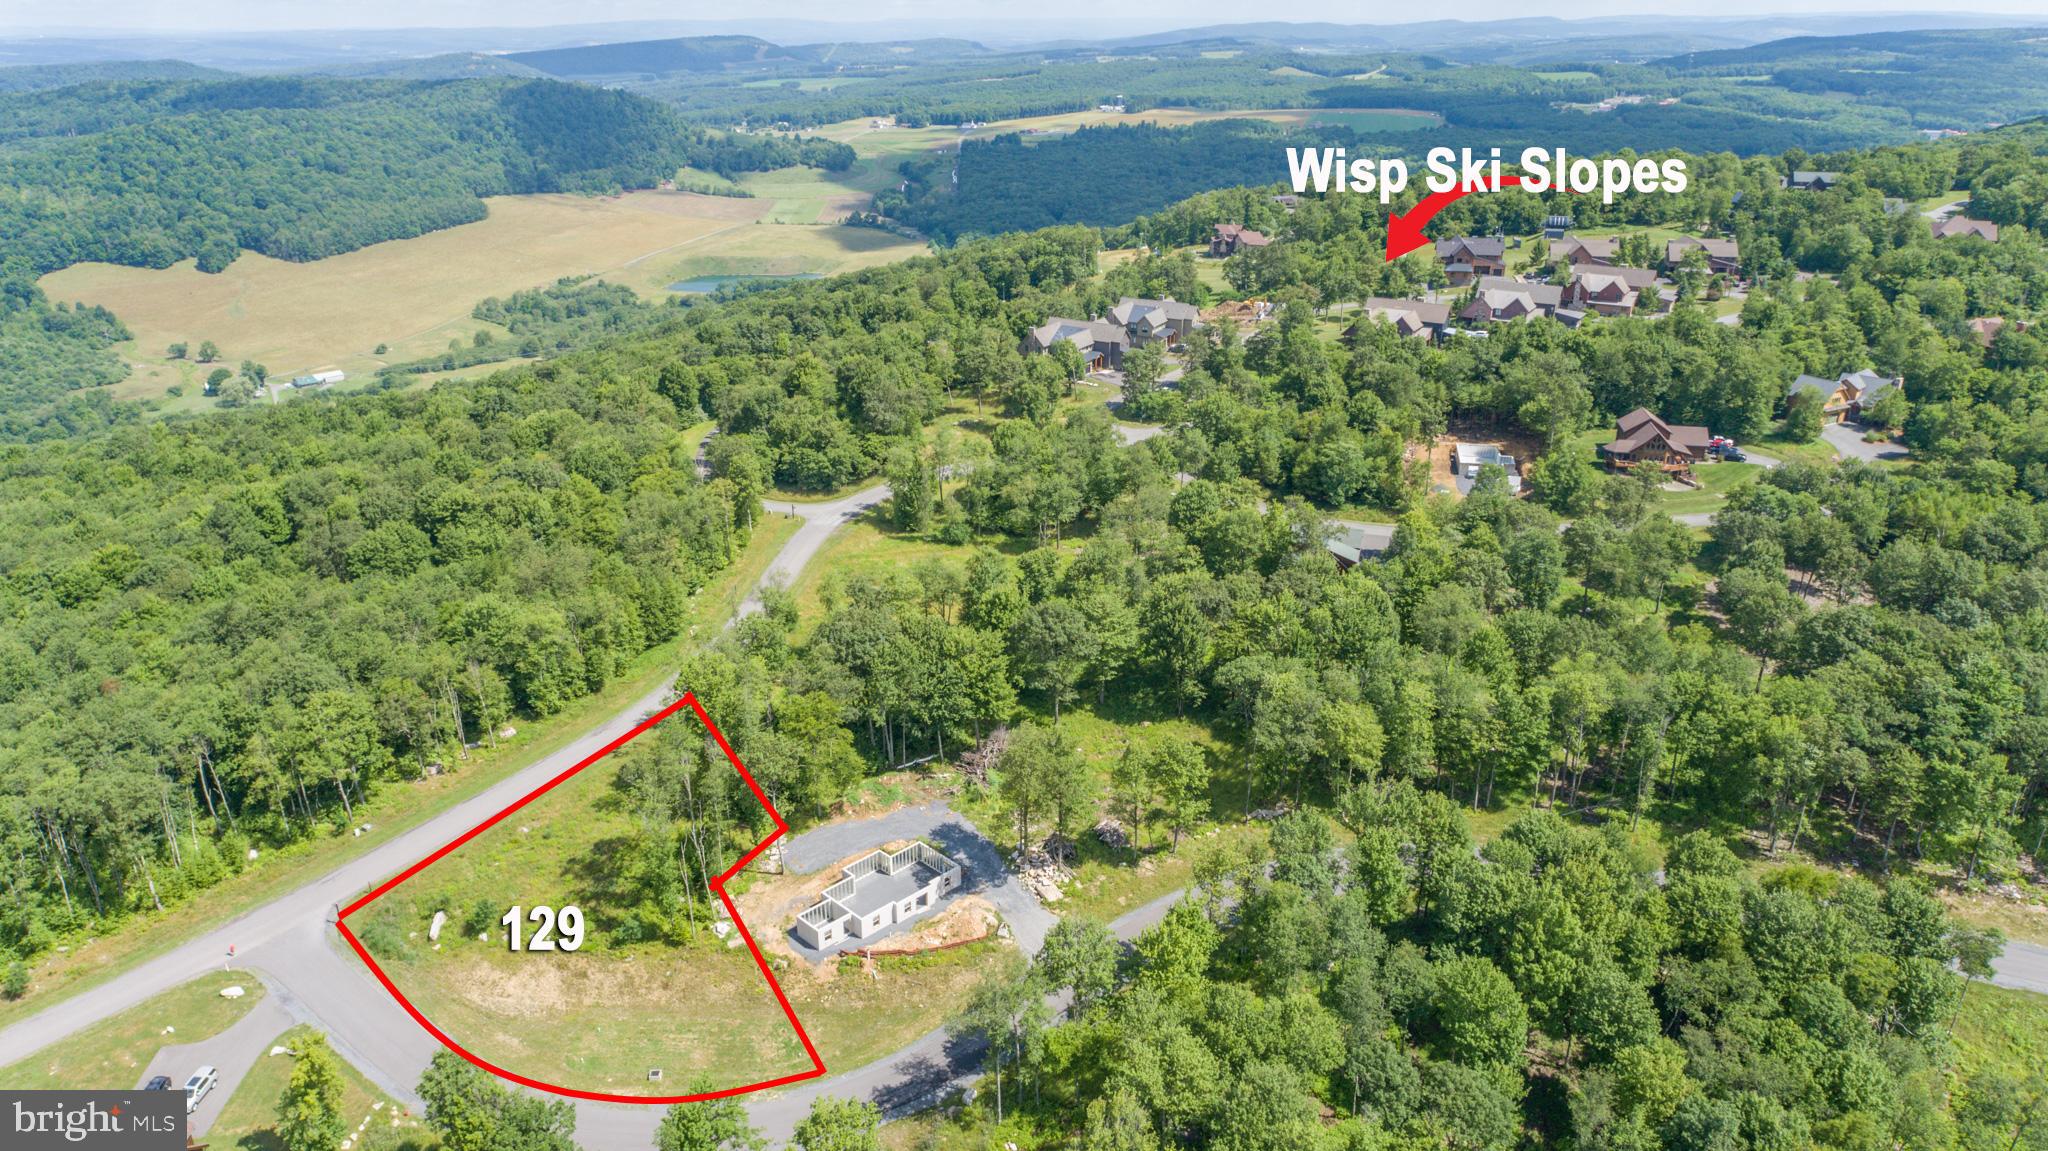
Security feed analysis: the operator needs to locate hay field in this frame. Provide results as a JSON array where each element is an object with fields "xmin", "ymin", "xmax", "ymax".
[{"xmin": 42, "ymin": 187, "xmax": 923, "ymax": 408}]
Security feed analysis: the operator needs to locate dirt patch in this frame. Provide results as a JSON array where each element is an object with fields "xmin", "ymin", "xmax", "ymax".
[
  {"xmin": 734, "ymin": 835, "xmax": 1003, "ymax": 979},
  {"xmin": 1430, "ymin": 421, "xmax": 1547, "ymax": 496}
]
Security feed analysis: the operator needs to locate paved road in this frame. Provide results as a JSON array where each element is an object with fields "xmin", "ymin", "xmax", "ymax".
[
  {"xmin": 1991, "ymin": 938, "xmax": 2048, "ymax": 995},
  {"xmin": 1922, "ymin": 198, "xmax": 1969, "ymax": 220},
  {"xmin": 137, "ymin": 987, "xmax": 294, "ymax": 1135},
  {"xmin": 1821, "ymin": 419, "xmax": 1909, "ymax": 463},
  {"xmin": 0, "ymin": 486, "xmax": 892, "ymax": 1147}
]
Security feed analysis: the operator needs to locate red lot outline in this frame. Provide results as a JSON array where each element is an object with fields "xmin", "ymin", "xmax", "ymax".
[{"xmin": 333, "ymin": 692, "xmax": 828, "ymax": 1104}]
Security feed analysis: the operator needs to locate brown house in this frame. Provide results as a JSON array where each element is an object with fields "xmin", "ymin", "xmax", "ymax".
[
  {"xmin": 1931, "ymin": 216, "xmax": 1999, "ymax": 241},
  {"xmin": 1599, "ymin": 408, "xmax": 1712, "ymax": 472},
  {"xmin": 1551, "ymin": 234, "xmax": 1620, "ymax": 268},
  {"xmin": 1209, "ymin": 223, "xmax": 1270, "ymax": 257},
  {"xmin": 1665, "ymin": 236, "xmax": 1741, "ymax": 276},
  {"xmin": 1968, "ymin": 317, "xmax": 2031, "ymax": 347},
  {"xmin": 1460, "ymin": 275, "xmax": 1564, "ymax": 323},
  {"xmin": 1564, "ymin": 267, "xmax": 1660, "ymax": 316},
  {"xmin": 1434, "ymin": 236, "xmax": 1507, "ymax": 284}
]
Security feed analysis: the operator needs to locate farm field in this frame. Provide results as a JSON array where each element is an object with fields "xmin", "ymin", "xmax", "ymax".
[{"xmin": 40, "ymin": 187, "xmax": 924, "ymax": 414}]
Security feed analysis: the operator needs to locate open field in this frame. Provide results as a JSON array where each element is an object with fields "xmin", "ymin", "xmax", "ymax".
[
  {"xmin": 0, "ymin": 515, "xmax": 800, "ymax": 1033},
  {"xmin": 813, "ymin": 105, "xmax": 1442, "ymax": 157},
  {"xmin": 0, "ymin": 970, "xmax": 263, "ymax": 1090},
  {"xmin": 42, "ymin": 187, "xmax": 925, "ymax": 415}
]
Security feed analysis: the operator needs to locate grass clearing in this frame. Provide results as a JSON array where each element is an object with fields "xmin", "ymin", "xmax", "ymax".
[
  {"xmin": 207, "ymin": 1025, "xmax": 433, "ymax": 1151},
  {"xmin": 0, "ymin": 970, "xmax": 263, "ymax": 1090},
  {"xmin": 1950, "ymin": 982, "xmax": 2048, "ymax": 1082},
  {"xmin": 0, "ymin": 515, "xmax": 799, "ymax": 1033},
  {"xmin": 1659, "ymin": 461, "xmax": 1764, "ymax": 517}
]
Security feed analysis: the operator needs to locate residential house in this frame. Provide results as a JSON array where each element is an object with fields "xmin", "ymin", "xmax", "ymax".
[
  {"xmin": 1209, "ymin": 223, "xmax": 1270, "ymax": 257},
  {"xmin": 1551, "ymin": 234, "xmax": 1620, "ymax": 268},
  {"xmin": 1326, "ymin": 522, "xmax": 1387, "ymax": 571},
  {"xmin": 1346, "ymin": 297, "xmax": 1452, "ymax": 342},
  {"xmin": 1783, "ymin": 170, "xmax": 1844, "ymax": 191},
  {"xmin": 792, "ymin": 842, "xmax": 963, "ymax": 950},
  {"xmin": 1454, "ymin": 442, "xmax": 1522, "ymax": 492},
  {"xmin": 1272, "ymin": 193, "xmax": 1301, "ymax": 211},
  {"xmin": 1564, "ymin": 267, "xmax": 1659, "ymax": 316},
  {"xmin": 1968, "ymin": 317, "xmax": 2031, "ymax": 347},
  {"xmin": 1665, "ymin": 236, "xmax": 1741, "ymax": 276},
  {"xmin": 1110, "ymin": 296, "xmax": 1201, "ymax": 345},
  {"xmin": 1930, "ymin": 216, "xmax": 1999, "ymax": 241},
  {"xmin": 1598, "ymin": 408, "xmax": 1712, "ymax": 472},
  {"xmin": 1023, "ymin": 317, "xmax": 1129, "ymax": 371},
  {"xmin": 1434, "ymin": 236, "xmax": 1507, "ymax": 285},
  {"xmin": 1788, "ymin": 369, "xmax": 1900, "ymax": 423},
  {"xmin": 1460, "ymin": 276, "xmax": 1564, "ymax": 323},
  {"xmin": 1543, "ymin": 214, "xmax": 1573, "ymax": 240}
]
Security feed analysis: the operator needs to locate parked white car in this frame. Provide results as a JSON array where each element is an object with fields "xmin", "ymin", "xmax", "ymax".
[{"xmin": 184, "ymin": 1066, "xmax": 218, "ymax": 1114}]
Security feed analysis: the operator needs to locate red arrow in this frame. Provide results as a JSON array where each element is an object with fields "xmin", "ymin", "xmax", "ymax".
[{"xmin": 1385, "ymin": 173, "xmax": 1530, "ymax": 262}]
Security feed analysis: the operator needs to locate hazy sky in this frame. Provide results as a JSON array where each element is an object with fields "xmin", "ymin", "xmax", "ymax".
[{"xmin": 7, "ymin": 0, "xmax": 2048, "ymax": 34}]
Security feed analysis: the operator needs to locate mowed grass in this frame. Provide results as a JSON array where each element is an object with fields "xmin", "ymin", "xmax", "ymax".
[
  {"xmin": 0, "ymin": 515, "xmax": 799, "ymax": 1033},
  {"xmin": 1659, "ymin": 461, "xmax": 1764, "ymax": 517},
  {"xmin": 0, "ymin": 970, "xmax": 264, "ymax": 1090},
  {"xmin": 207, "ymin": 1025, "xmax": 433, "ymax": 1151}
]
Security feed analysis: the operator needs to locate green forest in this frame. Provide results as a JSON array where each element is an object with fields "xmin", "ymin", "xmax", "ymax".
[
  {"xmin": 0, "ymin": 40, "xmax": 2046, "ymax": 1151},
  {"xmin": 0, "ymin": 76, "xmax": 852, "ymax": 277}
]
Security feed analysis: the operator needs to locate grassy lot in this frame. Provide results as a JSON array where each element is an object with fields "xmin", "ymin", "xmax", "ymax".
[
  {"xmin": 207, "ymin": 1025, "xmax": 434, "ymax": 1151},
  {"xmin": 1751, "ymin": 426, "xmax": 1844, "ymax": 468},
  {"xmin": 349, "ymin": 728, "xmax": 1018, "ymax": 1093},
  {"xmin": 0, "ymin": 970, "xmax": 263, "ymax": 1090},
  {"xmin": 1658, "ymin": 461, "xmax": 1763, "ymax": 517},
  {"xmin": 0, "ymin": 515, "xmax": 798, "ymax": 1032},
  {"xmin": 1950, "ymin": 981, "xmax": 2048, "ymax": 1082}
]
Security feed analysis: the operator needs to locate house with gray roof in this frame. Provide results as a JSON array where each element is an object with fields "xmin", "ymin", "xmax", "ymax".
[
  {"xmin": 1788, "ymin": 369, "xmax": 1899, "ymax": 423},
  {"xmin": 1783, "ymin": 171, "xmax": 1844, "ymax": 191},
  {"xmin": 1110, "ymin": 297, "xmax": 1201, "ymax": 346},
  {"xmin": 1665, "ymin": 236, "xmax": 1741, "ymax": 276},
  {"xmin": 793, "ymin": 841, "xmax": 962, "ymax": 951},
  {"xmin": 1347, "ymin": 297, "xmax": 1452, "ymax": 342},
  {"xmin": 1930, "ymin": 216, "xmax": 1999, "ymax": 242},
  {"xmin": 1023, "ymin": 317, "xmax": 1129, "ymax": 372}
]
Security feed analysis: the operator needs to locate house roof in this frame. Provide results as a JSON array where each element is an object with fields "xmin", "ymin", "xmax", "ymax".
[
  {"xmin": 1604, "ymin": 407, "xmax": 1710, "ymax": 457},
  {"xmin": 1214, "ymin": 222, "xmax": 1269, "ymax": 246},
  {"xmin": 1786, "ymin": 170, "xmax": 1843, "ymax": 187},
  {"xmin": 1436, "ymin": 236, "xmax": 1505, "ymax": 261},
  {"xmin": 1360, "ymin": 297, "xmax": 1451, "ymax": 333},
  {"xmin": 1667, "ymin": 236, "xmax": 1740, "ymax": 263},
  {"xmin": 1931, "ymin": 216, "xmax": 1999, "ymax": 241},
  {"xmin": 1474, "ymin": 275, "xmax": 1562, "ymax": 308},
  {"xmin": 1789, "ymin": 370, "xmax": 1898, "ymax": 407},
  {"xmin": 1030, "ymin": 317, "xmax": 1128, "ymax": 351},
  {"xmin": 1110, "ymin": 296, "xmax": 1201, "ymax": 327},
  {"xmin": 1554, "ymin": 235, "xmax": 1619, "ymax": 263}
]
